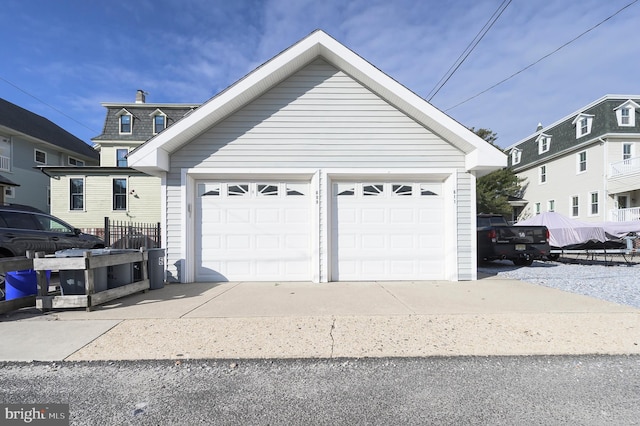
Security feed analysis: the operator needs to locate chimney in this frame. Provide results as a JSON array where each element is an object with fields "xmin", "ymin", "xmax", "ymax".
[
  {"xmin": 136, "ymin": 90, "xmax": 146, "ymax": 104},
  {"xmin": 536, "ymin": 122, "xmax": 543, "ymax": 131}
]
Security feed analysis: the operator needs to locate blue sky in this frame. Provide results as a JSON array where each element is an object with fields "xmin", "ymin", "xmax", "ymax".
[{"xmin": 1, "ymin": 0, "xmax": 638, "ymax": 148}]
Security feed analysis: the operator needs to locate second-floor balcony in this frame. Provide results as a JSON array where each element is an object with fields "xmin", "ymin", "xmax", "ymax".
[
  {"xmin": 610, "ymin": 157, "xmax": 640, "ymax": 177},
  {"xmin": 0, "ymin": 155, "xmax": 9, "ymax": 172}
]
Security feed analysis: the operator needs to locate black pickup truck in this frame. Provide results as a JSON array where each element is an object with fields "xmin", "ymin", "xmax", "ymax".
[{"xmin": 477, "ymin": 214, "xmax": 550, "ymax": 266}]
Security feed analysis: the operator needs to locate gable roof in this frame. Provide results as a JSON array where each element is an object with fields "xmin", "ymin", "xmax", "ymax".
[
  {"xmin": 128, "ymin": 29, "xmax": 505, "ymax": 175},
  {"xmin": 0, "ymin": 98, "xmax": 98, "ymax": 160}
]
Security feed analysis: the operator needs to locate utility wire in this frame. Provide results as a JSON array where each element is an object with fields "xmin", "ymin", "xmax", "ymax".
[
  {"xmin": 427, "ymin": 0, "xmax": 512, "ymax": 101},
  {"xmin": 0, "ymin": 74, "xmax": 99, "ymax": 134},
  {"xmin": 444, "ymin": 0, "xmax": 639, "ymax": 112}
]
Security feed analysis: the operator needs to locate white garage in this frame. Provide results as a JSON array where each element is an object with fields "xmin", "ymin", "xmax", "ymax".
[{"xmin": 127, "ymin": 30, "xmax": 506, "ymax": 283}]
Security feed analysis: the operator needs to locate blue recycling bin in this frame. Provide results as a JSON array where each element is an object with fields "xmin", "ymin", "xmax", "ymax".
[{"xmin": 5, "ymin": 269, "xmax": 50, "ymax": 300}]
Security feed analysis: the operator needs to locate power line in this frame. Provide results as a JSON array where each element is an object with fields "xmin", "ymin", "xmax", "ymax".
[
  {"xmin": 427, "ymin": 0, "xmax": 512, "ymax": 101},
  {"xmin": 444, "ymin": 0, "xmax": 639, "ymax": 112},
  {"xmin": 0, "ymin": 75, "xmax": 99, "ymax": 134}
]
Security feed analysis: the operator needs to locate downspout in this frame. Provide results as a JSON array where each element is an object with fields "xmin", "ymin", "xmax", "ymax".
[{"xmin": 598, "ymin": 137, "xmax": 608, "ymax": 220}]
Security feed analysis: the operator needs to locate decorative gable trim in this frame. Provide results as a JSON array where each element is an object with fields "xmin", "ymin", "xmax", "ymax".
[
  {"xmin": 571, "ymin": 113, "xmax": 594, "ymax": 138},
  {"xmin": 614, "ymin": 100, "xmax": 640, "ymax": 127}
]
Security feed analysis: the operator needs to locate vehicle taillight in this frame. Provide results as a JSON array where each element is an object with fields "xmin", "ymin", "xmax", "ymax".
[
  {"xmin": 545, "ymin": 228, "xmax": 550, "ymax": 241},
  {"xmin": 489, "ymin": 230, "xmax": 496, "ymax": 242}
]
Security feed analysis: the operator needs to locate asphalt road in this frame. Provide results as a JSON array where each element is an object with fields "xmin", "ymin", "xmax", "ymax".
[{"xmin": 1, "ymin": 355, "xmax": 639, "ymax": 425}]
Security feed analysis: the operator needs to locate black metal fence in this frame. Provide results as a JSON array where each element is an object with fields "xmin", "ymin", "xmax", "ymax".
[{"xmin": 80, "ymin": 218, "xmax": 161, "ymax": 249}]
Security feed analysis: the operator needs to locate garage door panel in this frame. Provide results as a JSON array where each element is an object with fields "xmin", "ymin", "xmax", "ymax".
[
  {"xmin": 196, "ymin": 181, "xmax": 312, "ymax": 282},
  {"xmin": 332, "ymin": 181, "xmax": 445, "ymax": 281}
]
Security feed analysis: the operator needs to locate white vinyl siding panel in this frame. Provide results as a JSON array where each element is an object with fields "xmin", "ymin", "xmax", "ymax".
[
  {"xmin": 171, "ymin": 60, "xmax": 464, "ymax": 170},
  {"xmin": 455, "ymin": 172, "xmax": 474, "ymax": 280}
]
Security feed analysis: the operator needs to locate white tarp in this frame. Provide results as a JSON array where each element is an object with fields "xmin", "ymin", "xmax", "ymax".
[
  {"xmin": 515, "ymin": 212, "xmax": 608, "ymax": 247},
  {"xmin": 602, "ymin": 221, "xmax": 640, "ymax": 238}
]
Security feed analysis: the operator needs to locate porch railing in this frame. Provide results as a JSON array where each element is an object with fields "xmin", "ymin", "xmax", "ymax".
[
  {"xmin": 610, "ymin": 157, "xmax": 640, "ymax": 177},
  {"xmin": 0, "ymin": 155, "xmax": 10, "ymax": 172},
  {"xmin": 609, "ymin": 207, "xmax": 640, "ymax": 222}
]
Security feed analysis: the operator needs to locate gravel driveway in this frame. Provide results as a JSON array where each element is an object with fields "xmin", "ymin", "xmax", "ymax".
[{"xmin": 478, "ymin": 256, "xmax": 640, "ymax": 309}]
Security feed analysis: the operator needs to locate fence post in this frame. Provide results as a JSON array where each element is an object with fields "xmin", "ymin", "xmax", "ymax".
[
  {"xmin": 104, "ymin": 217, "xmax": 110, "ymax": 247},
  {"xmin": 157, "ymin": 222, "xmax": 161, "ymax": 247}
]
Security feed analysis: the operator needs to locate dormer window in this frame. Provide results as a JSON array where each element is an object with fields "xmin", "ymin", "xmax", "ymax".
[
  {"xmin": 614, "ymin": 100, "xmax": 639, "ymax": 127},
  {"xmin": 536, "ymin": 133, "xmax": 551, "ymax": 154},
  {"xmin": 510, "ymin": 148, "xmax": 522, "ymax": 165},
  {"xmin": 116, "ymin": 109, "xmax": 133, "ymax": 134},
  {"xmin": 150, "ymin": 109, "xmax": 167, "ymax": 134},
  {"xmin": 572, "ymin": 113, "xmax": 594, "ymax": 138}
]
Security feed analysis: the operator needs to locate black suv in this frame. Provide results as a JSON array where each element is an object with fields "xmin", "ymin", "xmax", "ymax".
[{"xmin": 0, "ymin": 205, "xmax": 105, "ymax": 257}]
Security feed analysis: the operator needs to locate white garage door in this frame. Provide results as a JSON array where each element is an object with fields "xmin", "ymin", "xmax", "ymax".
[
  {"xmin": 331, "ymin": 182, "xmax": 445, "ymax": 281},
  {"xmin": 195, "ymin": 181, "xmax": 311, "ymax": 281}
]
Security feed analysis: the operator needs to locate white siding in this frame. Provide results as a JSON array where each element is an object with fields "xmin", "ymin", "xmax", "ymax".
[
  {"xmin": 517, "ymin": 142, "xmax": 606, "ymax": 222},
  {"xmin": 164, "ymin": 59, "xmax": 469, "ymax": 282}
]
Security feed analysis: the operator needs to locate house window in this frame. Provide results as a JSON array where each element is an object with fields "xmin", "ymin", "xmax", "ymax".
[
  {"xmin": 535, "ymin": 203, "xmax": 541, "ymax": 215},
  {"xmin": 590, "ymin": 192, "xmax": 599, "ymax": 215},
  {"xmin": 621, "ymin": 108, "xmax": 630, "ymax": 125},
  {"xmin": 511, "ymin": 149, "xmax": 522, "ymax": 165},
  {"xmin": 68, "ymin": 157, "xmax": 84, "ymax": 166},
  {"xmin": 34, "ymin": 149, "xmax": 46, "ymax": 164},
  {"xmin": 70, "ymin": 178, "xmax": 84, "ymax": 210},
  {"xmin": 580, "ymin": 118, "xmax": 588, "ymax": 135},
  {"xmin": 116, "ymin": 149, "xmax": 128, "ymax": 167},
  {"xmin": 548, "ymin": 200, "xmax": 555, "ymax": 212},
  {"xmin": 573, "ymin": 114, "xmax": 594, "ymax": 138},
  {"xmin": 5, "ymin": 186, "xmax": 15, "ymax": 199},
  {"xmin": 153, "ymin": 114, "xmax": 166, "ymax": 134},
  {"xmin": 539, "ymin": 165, "xmax": 547, "ymax": 184},
  {"xmin": 119, "ymin": 114, "xmax": 132, "ymax": 134},
  {"xmin": 537, "ymin": 135, "xmax": 551, "ymax": 154},
  {"xmin": 623, "ymin": 143, "xmax": 633, "ymax": 161},
  {"xmin": 615, "ymin": 101, "xmax": 638, "ymax": 126},
  {"xmin": 571, "ymin": 196, "xmax": 579, "ymax": 217},
  {"xmin": 113, "ymin": 179, "xmax": 127, "ymax": 210},
  {"xmin": 577, "ymin": 151, "xmax": 587, "ymax": 173}
]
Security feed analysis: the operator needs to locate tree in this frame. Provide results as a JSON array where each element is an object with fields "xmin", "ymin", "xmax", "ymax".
[
  {"xmin": 469, "ymin": 127, "xmax": 498, "ymax": 146},
  {"xmin": 472, "ymin": 128, "xmax": 524, "ymax": 217},
  {"xmin": 476, "ymin": 168, "xmax": 524, "ymax": 217}
]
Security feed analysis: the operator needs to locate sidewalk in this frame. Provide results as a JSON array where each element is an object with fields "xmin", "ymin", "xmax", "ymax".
[{"xmin": 1, "ymin": 276, "xmax": 639, "ymax": 361}]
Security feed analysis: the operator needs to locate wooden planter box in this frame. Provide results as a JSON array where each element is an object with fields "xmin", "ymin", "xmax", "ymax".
[
  {"xmin": 34, "ymin": 249, "xmax": 149, "ymax": 312},
  {"xmin": 0, "ymin": 256, "xmax": 37, "ymax": 315}
]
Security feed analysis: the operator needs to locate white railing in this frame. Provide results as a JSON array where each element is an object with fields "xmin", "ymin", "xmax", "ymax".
[
  {"xmin": 610, "ymin": 207, "xmax": 640, "ymax": 222},
  {"xmin": 0, "ymin": 155, "xmax": 10, "ymax": 172},
  {"xmin": 610, "ymin": 157, "xmax": 640, "ymax": 177}
]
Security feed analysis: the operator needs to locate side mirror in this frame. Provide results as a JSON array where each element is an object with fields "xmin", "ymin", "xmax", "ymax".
[{"xmin": 73, "ymin": 228, "xmax": 82, "ymax": 235}]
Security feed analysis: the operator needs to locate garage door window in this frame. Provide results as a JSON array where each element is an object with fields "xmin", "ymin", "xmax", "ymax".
[
  {"xmin": 257, "ymin": 184, "xmax": 278, "ymax": 196},
  {"xmin": 392, "ymin": 184, "xmax": 412, "ymax": 196},
  {"xmin": 363, "ymin": 184, "xmax": 384, "ymax": 196},
  {"xmin": 228, "ymin": 184, "xmax": 249, "ymax": 196},
  {"xmin": 420, "ymin": 183, "xmax": 439, "ymax": 196}
]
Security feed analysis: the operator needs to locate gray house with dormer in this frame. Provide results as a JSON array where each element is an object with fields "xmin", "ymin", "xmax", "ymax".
[
  {"xmin": 46, "ymin": 91, "xmax": 199, "ymax": 229},
  {"xmin": 0, "ymin": 98, "xmax": 99, "ymax": 212},
  {"xmin": 506, "ymin": 95, "xmax": 640, "ymax": 223}
]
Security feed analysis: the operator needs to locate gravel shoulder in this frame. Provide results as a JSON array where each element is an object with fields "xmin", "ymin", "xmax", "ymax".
[{"xmin": 478, "ymin": 255, "xmax": 640, "ymax": 309}]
